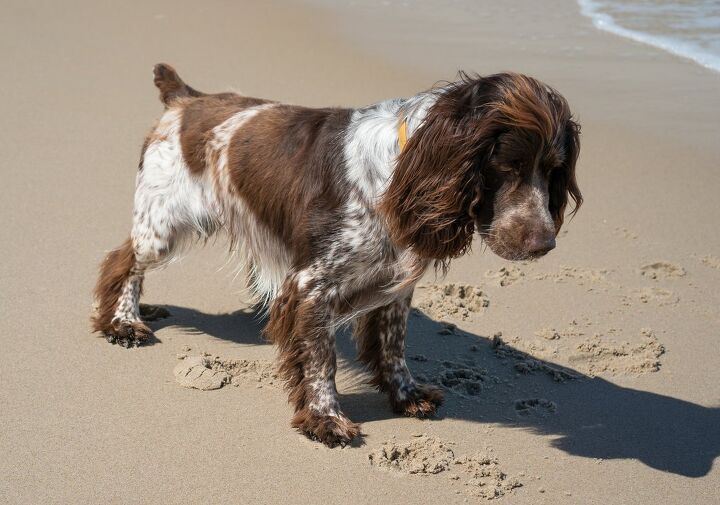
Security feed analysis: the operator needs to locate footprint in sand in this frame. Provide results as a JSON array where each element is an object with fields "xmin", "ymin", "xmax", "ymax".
[
  {"xmin": 568, "ymin": 328, "xmax": 665, "ymax": 376},
  {"xmin": 535, "ymin": 328, "xmax": 561, "ymax": 340},
  {"xmin": 491, "ymin": 333, "xmax": 579, "ymax": 382},
  {"xmin": 631, "ymin": 287, "xmax": 679, "ymax": 306},
  {"xmin": 410, "ymin": 355, "xmax": 495, "ymax": 397},
  {"xmin": 485, "ymin": 265, "xmax": 525, "ymax": 287},
  {"xmin": 174, "ymin": 356, "xmax": 230, "ymax": 390},
  {"xmin": 369, "ymin": 435, "xmax": 521, "ymax": 500},
  {"xmin": 613, "ymin": 227, "xmax": 638, "ymax": 240},
  {"xmin": 174, "ymin": 355, "xmax": 278, "ymax": 390},
  {"xmin": 533, "ymin": 266, "xmax": 609, "ymax": 285},
  {"xmin": 534, "ymin": 322, "xmax": 586, "ymax": 341},
  {"xmin": 218, "ymin": 358, "xmax": 278, "ymax": 387},
  {"xmin": 514, "ymin": 398, "xmax": 557, "ymax": 417},
  {"xmin": 700, "ymin": 255, "xmax": 720, "ymax": 270},
  {"xmin": 415, "ymin": 283, "xmax": 489, "ymax": 321},
  {"xmin": 435, "ymin": 360, "xmax": 494, "ymax": 397},
  {"xmin": 639, "ymin": 261, "xmax": 686, "ymax": 280}
]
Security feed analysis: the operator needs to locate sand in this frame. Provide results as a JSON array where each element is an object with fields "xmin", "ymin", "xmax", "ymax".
[
  {"xmin": 415, "ymin": 283, "xmax": 490, "ymax": 321},
  {"xmin": 174, "ymin": 354, "xmax": 278, "ymax": 390},
  {"xmin": 1, "ymin": 0, "xmax": 719, "ymax": 504},
  {"xmin": 369, "ymin": 435, "xmax": 521, "ymax": 499}
]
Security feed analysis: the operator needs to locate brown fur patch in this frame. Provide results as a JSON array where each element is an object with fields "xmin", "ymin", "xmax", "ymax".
[
  {"xmin": 263, "ymin": 277, "xmax": 322, "ymax": 412},
  {"xmin": 355, "ymin": 306, "xmax": 392, "ymax": 390},
  {"xmin": 227, "ymin": 105, "xmax": 352, "ymax": 260},
  {"xmin": 180, "ymin": 93, "xmax": 271, "ymax": 175},
  {"xmin": 549, "ymin": 119, "xmax": 582, "ymax": 230},
  {"xmin": 91, "ymin": 238, "xmax": 136, "ymax": 334}
]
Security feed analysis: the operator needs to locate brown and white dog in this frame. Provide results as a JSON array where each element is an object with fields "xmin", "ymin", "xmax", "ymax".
[{"xmin": 92, "ymin": 64, "xmax": 581, "ymax": 446}]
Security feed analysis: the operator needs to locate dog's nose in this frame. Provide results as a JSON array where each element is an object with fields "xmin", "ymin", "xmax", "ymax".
[{"xmin": 527, "ymin": 233, "xmax": 556, "ymax": 256}]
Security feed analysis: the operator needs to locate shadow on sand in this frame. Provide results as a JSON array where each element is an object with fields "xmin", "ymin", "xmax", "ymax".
[{"xmin": 149, "ymin": 304, "xmax": 719, "ymax": 478}]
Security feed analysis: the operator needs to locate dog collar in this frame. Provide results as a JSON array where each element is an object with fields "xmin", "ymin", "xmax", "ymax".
[{"xmin": 398, "ymin": 119, "xmax": 408, "ymax": 152}]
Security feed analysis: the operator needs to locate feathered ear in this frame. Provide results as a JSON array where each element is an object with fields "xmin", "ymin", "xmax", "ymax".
[
  {"xmin": 379, "ymin": 92, "xmax": 493, "ymax": 261},
  {"xmin": 549, "ymin": 118, "xmax": 582, "ymax": 231}
]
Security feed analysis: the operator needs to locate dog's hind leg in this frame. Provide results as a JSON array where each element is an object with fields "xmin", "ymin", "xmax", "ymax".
[
  {"xmin": 91, "ymin": 109, "xmax": 218, "ymax": 347},
  {"xmin": 92, "ymin": 238, "xmax": 150, "ymax": 347},
  {"xmin": 354, "ymin": 292, "xmax": 444, "ymax": 418},
  {"xmin": 91, "ymin": 212, "xmax": 188, "ymax": 347}
]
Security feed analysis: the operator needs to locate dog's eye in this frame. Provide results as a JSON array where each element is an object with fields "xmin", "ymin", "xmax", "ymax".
[{"xmin": 498, "ymin": 163, "xmax": 522, "ymax": 176}]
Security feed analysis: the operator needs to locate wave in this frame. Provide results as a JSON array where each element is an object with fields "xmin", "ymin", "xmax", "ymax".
[{"xmin": 577, "ymin": 0, "xmax": 720, "ymax": 73}]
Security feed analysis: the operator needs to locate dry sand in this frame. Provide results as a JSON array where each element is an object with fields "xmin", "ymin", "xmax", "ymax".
[{"xmin": 1, "ymin": 0, "xmax": 719, "ymax": 504}]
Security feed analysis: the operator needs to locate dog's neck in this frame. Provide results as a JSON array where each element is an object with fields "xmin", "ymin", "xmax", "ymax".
[{"xmin": 343, "ymin": 91, "xmax": 437, "ymax": 203}]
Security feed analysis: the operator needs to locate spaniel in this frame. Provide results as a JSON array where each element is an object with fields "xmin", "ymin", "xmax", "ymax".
[{"xmin": 92, "ymin": 64, "xmax": 581, "ymax": 446}]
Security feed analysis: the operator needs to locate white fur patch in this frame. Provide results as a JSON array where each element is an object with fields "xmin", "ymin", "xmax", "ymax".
[
  {"xmin": 133, "ymin": 108, "xmax": 218, "ymax": 263},
  {"xmin": 343, "ymin": 93, "xmax": 437, "ymax": 202},
  {"xmin": 206, "ymin": 104, "xmax": 293, "ymax": 304}
]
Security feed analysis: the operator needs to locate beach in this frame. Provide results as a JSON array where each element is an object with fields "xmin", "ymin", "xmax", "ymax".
[{"xmin": 1, "ymin": 0, "xmax": 719, "ymax": 503}]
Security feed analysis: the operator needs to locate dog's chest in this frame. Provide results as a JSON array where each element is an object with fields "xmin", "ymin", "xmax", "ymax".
[{"xmin": 326, "ymin": 204, "xmax": 422, "ymax": 315}]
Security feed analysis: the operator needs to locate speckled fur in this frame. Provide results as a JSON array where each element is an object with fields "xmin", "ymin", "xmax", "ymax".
[{"xmin": 354, "ymin": 292, "xmax": 444, "ymax": 417}]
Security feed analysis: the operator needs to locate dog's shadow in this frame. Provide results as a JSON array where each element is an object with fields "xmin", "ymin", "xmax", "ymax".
[{"xmin": 150, "ymin": 304, "xmax": 719, "ymax": 478}]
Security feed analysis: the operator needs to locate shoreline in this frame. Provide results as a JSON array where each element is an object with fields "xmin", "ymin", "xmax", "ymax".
[{"xmin": 577, "ymin": 0, "xmax": 720, "ymax": 74}]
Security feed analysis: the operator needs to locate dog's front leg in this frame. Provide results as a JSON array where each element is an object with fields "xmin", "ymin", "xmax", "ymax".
[
  {"xmin": 265, "ymin": 275, "xmax": 360, "ymax": 447},
  {"xmin": 354, "ymin": 292, "xmax": 444, "ymax": 418}
]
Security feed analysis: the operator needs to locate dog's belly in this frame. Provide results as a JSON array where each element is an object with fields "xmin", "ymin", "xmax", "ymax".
[{"xmin": 228, "ymin": 205, "xmax": 294, "ymax": 304}]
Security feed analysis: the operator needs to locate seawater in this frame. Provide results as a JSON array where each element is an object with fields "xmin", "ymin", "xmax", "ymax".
[{"xmin": 578, "ymin": 0, "xmax": 720, "ymax": 72}]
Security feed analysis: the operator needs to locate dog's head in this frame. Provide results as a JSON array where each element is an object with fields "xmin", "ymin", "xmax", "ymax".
[{"xmin": 382, "ymin": 72, "xmax": 582, "ymax": 262}]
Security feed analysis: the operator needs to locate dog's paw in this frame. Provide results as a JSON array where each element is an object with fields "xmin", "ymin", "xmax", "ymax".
[
  {"xmin": 139, "ymin": 303, "xmax": 171, "ymax": 321},
  {"xmin": 105, "ymin": 320, "xmax": 154, "ymax": 348},
  {"xmin": 292, "ymin": 410, "xmax": 361, "ymax": 448},
  {"xmin": 391, "ymin": 383, "xmax": 444, "ymax": 419}
]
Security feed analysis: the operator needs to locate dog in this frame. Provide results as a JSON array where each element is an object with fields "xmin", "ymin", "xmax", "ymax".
[{"xmin": 92, "ymin": 64, "xmax": 581, "ymax": 446}]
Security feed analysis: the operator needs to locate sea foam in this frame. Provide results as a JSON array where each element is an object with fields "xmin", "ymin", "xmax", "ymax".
[{"xmin": 578, "ymin": 0, "xmax": 720, "ymax": 73}]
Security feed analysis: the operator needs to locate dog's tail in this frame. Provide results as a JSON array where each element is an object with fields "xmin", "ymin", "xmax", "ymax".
[{"xmin": 153, "ymin": 63, "xmax": 205, "ymax": 107}]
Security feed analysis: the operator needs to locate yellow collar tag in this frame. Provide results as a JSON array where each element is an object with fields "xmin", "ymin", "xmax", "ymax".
[{"xmin": 398, "ymin": 119, "xmax": 408, "ymax": 152}]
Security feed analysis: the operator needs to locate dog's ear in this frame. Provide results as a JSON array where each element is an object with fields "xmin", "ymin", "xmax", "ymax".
[
  {"xmin": 380, "ymin": 89, "xmax": 494, "ymax": 261},
  {"xmin": 549, "ymin": 118, "xmax": 582, "ymax": 231}
]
